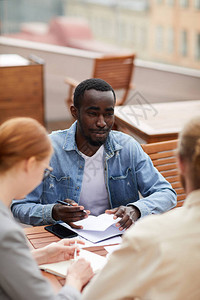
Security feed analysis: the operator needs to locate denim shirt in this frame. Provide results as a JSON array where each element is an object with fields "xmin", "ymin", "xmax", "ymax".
[{"xmin": 11, "ymin": 122, "xmax": 176, "ymax": 225}]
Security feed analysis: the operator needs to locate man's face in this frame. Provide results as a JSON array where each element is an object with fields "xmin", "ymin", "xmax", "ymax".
[{"xmin": 76, "ymin": 89, "xmax": 115, "ymax": 147}]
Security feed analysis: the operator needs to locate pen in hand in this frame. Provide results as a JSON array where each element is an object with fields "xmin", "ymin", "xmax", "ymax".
[
  {"xmin": 56, "ymin": 200, "xmax": 87, "ymax": 214},
  {"xmin": 57, "ymin": 200, "xmax": 73, "ymax": 206}
]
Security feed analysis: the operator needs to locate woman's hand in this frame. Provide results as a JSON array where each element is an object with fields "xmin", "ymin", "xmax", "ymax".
[
  {"xmin": 32, "ymin": 238, "xmax": 84, "ymax": 265},
  {"xmin": 65, "ymin": 258, "xmax": 94, "ymax": 292}
]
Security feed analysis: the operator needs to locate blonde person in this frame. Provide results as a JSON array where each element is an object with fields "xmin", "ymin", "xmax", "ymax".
[
  {"xmin": 0, "ymin": 117, "xmax": 93, "ymax": 300},
  {"xmin": 82, "ymin": 116, "xmax": 200, "ymax": 300}
]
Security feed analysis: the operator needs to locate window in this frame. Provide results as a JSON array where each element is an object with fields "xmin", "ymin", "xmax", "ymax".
[
  {"xmin": 195, "ymin": 33, "xmax": 200, "ymax": 60},
  {"xmin": 118, "ymin": 21, "xmax": 127, "ymax": 43},
  {"xmin": 1, "ymin": 0, "xmax": 200, "ymax": 70},
  {"xmin": 194, "ymin": 0, "xmax": 200, "ymax": 9},
  {"xmin": 130, "ymin": 24, "xmax": 136, "ymax": 45},
  {"xmin": 180, "ymin": 30, "xmax": 188, "ymax": 56},
  {"xmin": 167, "ymin": 28, "xmax": 174, "ymax": 53},
  {"xmin": 156, "ymin": 26, "xmax": 164, "ymax": 51},
  {"xmin": 139, "ymin": 26, "xmax": 147, "ymax": 49},
  {"xmin": 179, "ymin": 0, "xmax": 189, "ymax": 7},
  {"xmin": 166, "ymin": 0, "xmax": 174, "ymax": 5}
]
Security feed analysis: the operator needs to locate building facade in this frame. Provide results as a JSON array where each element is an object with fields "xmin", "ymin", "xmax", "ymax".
[
  {"xmin": 63, "ymin": 0, "xmax": 200, "ymax": 69},
  {"xmin": 150, "ymin": 0, "xmax": 200, "ymax": 69}
]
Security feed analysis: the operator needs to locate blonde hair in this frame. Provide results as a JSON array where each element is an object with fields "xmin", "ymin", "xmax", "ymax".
[
  {"xmin": 178, "ymin": 116, "xmax": 200, "ymax": 188},
  {"xmin": 0, "ymin": 117, "xmax": 53, "ymax": 173}
]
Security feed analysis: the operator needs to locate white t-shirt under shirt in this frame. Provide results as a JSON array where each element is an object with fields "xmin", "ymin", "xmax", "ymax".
[{"xmin": 79, "ymin": 145, "xmax": 110, "ymax": 216}]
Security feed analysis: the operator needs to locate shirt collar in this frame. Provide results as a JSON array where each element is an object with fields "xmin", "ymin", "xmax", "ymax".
[
  {"xmin": 62, "ymin": 121, "xmax": 78, "ymax": 151},
  {"xmin": 62, "ymin": 121, "xmax": 123, "ymax": 156}
]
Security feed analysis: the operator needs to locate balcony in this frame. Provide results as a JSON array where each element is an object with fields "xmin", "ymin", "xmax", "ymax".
[{"xmin": 0, "ymin": 36, "xmax": 200, "ymax": 129}]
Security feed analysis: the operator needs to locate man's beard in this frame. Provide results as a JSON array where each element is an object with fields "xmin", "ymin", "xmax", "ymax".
[
  {"xmin": 78, "ymin": 119, "xmax": 109, "ymax": 147},
  {"xmin": 84, "ymin": 134, "xmax": 106, "ymax": 147}
]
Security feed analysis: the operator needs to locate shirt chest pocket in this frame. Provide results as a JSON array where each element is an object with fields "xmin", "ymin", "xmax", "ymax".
[
  {"xmin": 43, "ymin": 174, "xmax": 73, "ymax": 203},
  {"xmin": 109, "ymin": 168, "xmax": 138, "ymax": 207}
]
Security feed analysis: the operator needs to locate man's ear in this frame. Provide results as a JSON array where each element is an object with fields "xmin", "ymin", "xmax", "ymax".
[
  {"xmin": 177, "ymin": 154, "xmax": 185, "ymax": 176},
  {"xmin": 70, "ymin": 105, "xmax": 78, "ymax": 120}
]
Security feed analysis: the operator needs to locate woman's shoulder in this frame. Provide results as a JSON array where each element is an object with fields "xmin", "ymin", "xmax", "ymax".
[{"xmin": 0, "ymin": 205, "xmax": 26, "ymax": 246}]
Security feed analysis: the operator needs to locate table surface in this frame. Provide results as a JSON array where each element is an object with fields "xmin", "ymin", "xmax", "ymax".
[
  {"xmin": 114, "ymin": 100, "xmax": 200, "ymax": 143},
  {"xmin": 24, "ymin": 226, "xmax": 109, "ymax": 292}
]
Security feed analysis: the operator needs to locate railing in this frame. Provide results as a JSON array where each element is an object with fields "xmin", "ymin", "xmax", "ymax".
[{"xmin": 1, "ymin": 37, "xmax": 200, "ymax": 122}]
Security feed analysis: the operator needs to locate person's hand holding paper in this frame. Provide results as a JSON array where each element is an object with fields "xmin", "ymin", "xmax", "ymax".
[{"xmin": 106, "ymin": 205, "xmax": 141, "ymax": 230}]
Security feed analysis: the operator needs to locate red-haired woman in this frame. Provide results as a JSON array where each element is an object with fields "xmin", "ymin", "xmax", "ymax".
[{"xmin": 0, "ymin": 117, "xmax": 93, "ymax": 300}]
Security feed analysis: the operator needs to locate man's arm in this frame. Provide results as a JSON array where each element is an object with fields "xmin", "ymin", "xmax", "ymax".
[
  {"xmin": 11, "ymin": 182, "xmax": 55, "ymax": 225},
  {"xmin": 11, "ymin": 183, "xmax": 89, "ymax": 227},
  {"xmin": 131, "ymin": 141, "xmax": 177, "ymax": 216},
  {"xmin": 106, "ymin": 139, "xmax": 176, "ymax": 229},
  {"xmin": 106, "ymin": 205, "xmax": 141, "ymax": 230}
]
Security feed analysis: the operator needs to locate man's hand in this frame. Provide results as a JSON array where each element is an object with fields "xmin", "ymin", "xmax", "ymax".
[
  {"xmin": 105, "ymin": 205, "xmax": 141, "ymax": 230},
  {"xmin": 52, "ymin": 199, "xmax": 90, "ymax": 229}
]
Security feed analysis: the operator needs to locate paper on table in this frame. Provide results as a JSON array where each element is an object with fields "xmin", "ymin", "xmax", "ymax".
[
  {"xmin": 61, "ymin": 222, "xmax": 123, "ymax": 243},
  {"xmin": 78, "ymin": 235, "xmax": 122, "ymax": 248},
  {"xmin": 60, "ymin": 213, "xmax": 124, "ymax": 243},
  {"xmin": 74, "ymin": 213, "xmax": 121, "ymax": 231},
  {"xmin": 39, "ymin": 249, "xmax": 106, "ymax": 278}
]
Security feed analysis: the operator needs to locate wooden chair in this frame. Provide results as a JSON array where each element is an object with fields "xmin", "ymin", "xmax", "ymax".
[
  {"xmin": 141, "ymin": 139, "xmax": 186, "ymax": 207},
  {"xmin": 64, "ymin": 53, "xmax": 135, "ymax": 110}
]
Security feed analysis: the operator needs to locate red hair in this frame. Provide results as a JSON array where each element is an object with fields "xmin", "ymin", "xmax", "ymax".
[{"xmin": 0, "ymin": 117, "xmax": 53, "ymax": 173}]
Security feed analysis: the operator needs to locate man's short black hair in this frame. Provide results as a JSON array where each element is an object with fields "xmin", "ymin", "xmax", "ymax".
[{"xmin": 73, "ymin": 78, "xmax": 116, "ymax": 109}]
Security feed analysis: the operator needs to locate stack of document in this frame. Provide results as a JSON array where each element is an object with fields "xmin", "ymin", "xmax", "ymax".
[
  {"xmin": 39, "ymin": 249, "xmax": 106, "ymax": 277},
  {"xmin": 60, "ymin": 213, "xmax": 124, "ymax": 243}
]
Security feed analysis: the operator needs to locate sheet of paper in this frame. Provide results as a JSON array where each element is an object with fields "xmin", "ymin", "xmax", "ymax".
[
  {"xmin": 60, "ymin": 213, "xmax": 124, "ymax": 243},
  {"xmin": 61, "ymin": 221, "xmax": 123, "ymax": 243},
  {"xmin": 77, "ymin": 235, "xmax": 122, "ymax": 248},
  {"xmin": 74, "ymin": 213, "xmax": 120, "ymax": 231}
]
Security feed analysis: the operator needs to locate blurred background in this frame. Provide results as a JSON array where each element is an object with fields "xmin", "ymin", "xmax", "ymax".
[{"xmin": 1, "ymin": 0, "xmax": 200, "ymax": 68}]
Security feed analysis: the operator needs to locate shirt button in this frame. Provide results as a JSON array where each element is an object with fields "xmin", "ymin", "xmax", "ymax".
[{"xmin": 77, "ymin": 186, "xmax": 80, "ymax": 190}]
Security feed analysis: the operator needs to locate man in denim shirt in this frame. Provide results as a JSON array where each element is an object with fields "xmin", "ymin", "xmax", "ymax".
[{"xmin": 11, "ymin": 79, "xmax": 176, "ymax": 228}]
